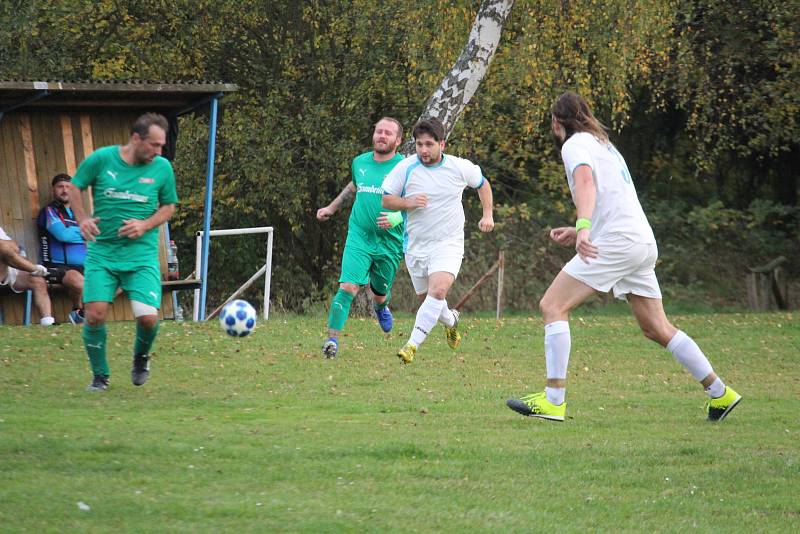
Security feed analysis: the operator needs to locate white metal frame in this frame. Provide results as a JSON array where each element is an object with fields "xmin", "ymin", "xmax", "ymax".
[{"xmin": 193, "ymin": 226, "xmax": 274, "ymax": 321}]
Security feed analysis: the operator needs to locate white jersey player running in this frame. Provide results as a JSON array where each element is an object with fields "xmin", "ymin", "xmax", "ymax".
[
  {"xmin": 382, "ymin": 117, "xmax": 494, "ymax": 363},
  {"xmin": 506, "ymin": 91, "xmax": 741, "ymax": 423}
]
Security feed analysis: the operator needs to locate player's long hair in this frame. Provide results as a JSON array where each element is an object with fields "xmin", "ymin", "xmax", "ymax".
[{"xmin": 551, "ymin": 91, "xmax": 609, "ymax": 144}]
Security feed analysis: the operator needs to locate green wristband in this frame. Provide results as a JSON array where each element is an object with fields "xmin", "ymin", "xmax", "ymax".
[
  {"xmin": 575, "ymin": 218, "xmax": 592, "ymax": 232},
  {"xmin": 386, "ymin": 211, "xmax": 403, "ymax": 228}
]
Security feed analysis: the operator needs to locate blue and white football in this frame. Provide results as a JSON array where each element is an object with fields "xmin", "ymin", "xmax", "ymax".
[{"xmin": 219, "ymin": 299, "xmax": 257, "ymax": 337}]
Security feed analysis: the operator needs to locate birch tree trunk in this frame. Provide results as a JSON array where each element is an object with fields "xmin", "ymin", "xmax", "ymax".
[{"xmin": 401, "ymin": 0, "xmax": 515, "ymax": 155}]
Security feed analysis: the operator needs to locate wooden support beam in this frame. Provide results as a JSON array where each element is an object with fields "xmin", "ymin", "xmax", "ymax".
[
  {"xmin": 79, "ymin": 113, "xmax": 94, "ymax": 212},
  {"xmin": 496, "ymin": 250, "xmax": 504, "ymax": 320},
  {"xmin": 18, "ymin": 113, "xmax": 39, "ymax": 216},
  {"xmin": 60, "ymin": 113, "xmax": 77, "ymax": 174}
]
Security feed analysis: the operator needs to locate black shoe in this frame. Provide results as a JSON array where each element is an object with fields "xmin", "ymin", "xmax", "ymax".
[
  {"xmin": 131, "ymin": 354, "xmax": 150, "ymax": 386},
  {"xmin": 86, "ymin": 375, "xmax": 109, "ymax": 392}
]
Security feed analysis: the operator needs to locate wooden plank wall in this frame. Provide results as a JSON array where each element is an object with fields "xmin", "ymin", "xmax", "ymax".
[{"xmin": 0, "ymin": 109, "xmax": 175, "ymax": 325}]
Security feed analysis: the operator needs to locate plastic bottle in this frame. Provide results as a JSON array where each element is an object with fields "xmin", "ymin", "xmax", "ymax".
[
  {"xmin": 173, "ymin": 299, "xmax": 185, "ymax": 322},
  {"xmin": 167, "ymin": 240, "xmax": 179, "ymax": 281}
]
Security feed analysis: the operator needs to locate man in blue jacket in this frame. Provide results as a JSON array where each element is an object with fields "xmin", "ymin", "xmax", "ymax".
[{"xmin": 38, "ymin": 173, "xmax": 87, "ymax": 324}]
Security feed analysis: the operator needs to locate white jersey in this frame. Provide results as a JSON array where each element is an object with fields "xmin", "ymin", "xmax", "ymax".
[
  {"xmin": 382, "ymin": 154, "xmax": 485, "ymax": 256},
  {"xmin": 0, "ymin": 226, "xmax": 11, "ymax": 241},
  {"xmin": 561, "ymin": 132, "xmax": 655, "ymax": 244}
]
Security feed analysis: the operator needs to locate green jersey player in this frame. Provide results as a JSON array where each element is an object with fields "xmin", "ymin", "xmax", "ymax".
[
  {"xmin": 316, "ymin": 117, "xmax": 405, "ymax": 358},
  {"xmin": 68, "ymin": 113, "xmax": 178, "ymax": 391}
]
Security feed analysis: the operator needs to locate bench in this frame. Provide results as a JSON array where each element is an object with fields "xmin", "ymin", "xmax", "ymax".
[{"xmin": 0, "ymin": 278, "xmax": 203, "ymax": 326}]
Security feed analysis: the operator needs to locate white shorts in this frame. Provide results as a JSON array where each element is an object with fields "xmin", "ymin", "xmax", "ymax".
[
  {"xmin": 0, "ymin": 265, "xmax": 22, "ymax": 293},
  {"xmin": 405, "ymin": 252, "xmax": 463, "ymax": 295},
  {"xmin": 563, "ymin": 235, "xmax": 661, "ymax": 300}
]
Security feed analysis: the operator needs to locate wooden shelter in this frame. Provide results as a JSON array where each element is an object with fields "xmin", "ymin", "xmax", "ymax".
[{"xmin": 0, "ymin": 80, "xmax": 236, "ymax": 325}]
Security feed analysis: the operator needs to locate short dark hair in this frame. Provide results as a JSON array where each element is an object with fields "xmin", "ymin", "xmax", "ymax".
[
  {"xmin": 376, "ymin": 116, "xmax": 403, "ymax": 141},
  {"xmin": 131, "ymin": 112, "xmax": 169, "ymax": 138},
  {"xmin": 412, "ymin": 117, "xmax": 445, "ymax": 142},
  {"xmin": 51, "ymin": 173, "xmax": 71, "ymax": 186}
]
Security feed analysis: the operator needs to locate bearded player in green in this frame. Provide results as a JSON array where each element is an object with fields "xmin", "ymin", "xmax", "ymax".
[
  {"xmin": 316, "ymin": 117, "xmax": 405, "ymax": 358},
  {"xmin": 68, "ymin": 113, "xmax": 178, "ymax": 391}
]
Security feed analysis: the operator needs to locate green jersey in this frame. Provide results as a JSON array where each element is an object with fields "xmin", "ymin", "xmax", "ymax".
[
  {"xmin": 72, "ymin": 145, "xmax": 179, "ymax": 268},
  {"xmin": 348, "ymin": 151, "xmax": 404, "ymax": 254}
]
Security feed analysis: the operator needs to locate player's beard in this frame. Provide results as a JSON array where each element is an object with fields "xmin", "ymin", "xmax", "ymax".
[
  {"xmin": 373, "ymin": 139, "xmax": 395, "ymax": 155},
  {"xmin": 137, "ymin": 153, "xmax": 156, "ymax": 164}
]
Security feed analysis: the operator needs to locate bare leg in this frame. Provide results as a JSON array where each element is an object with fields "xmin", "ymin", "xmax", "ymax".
[
  {"xmin": 628, "ymin": 294, "xmax": 717, "ymax": 385},
  {"xmin": 85, "ymin": 301, "xmax": 110, "ymax": 326},
  {"xmin": 62, "ymin": 269, "xmax": 84, "ymax": 309},
  {"xmin": 538, "ymin": 270, "xmax": 596, "ymax": 389},
  {"xmin": 427, "ymin": 271, "xmax": 455, "ymax": 300},
  {"xmin": 14, "ymin": 271, "xmax": 53, "ymax": 320},
  {"xmin": 0, "ymin": 240, "xmax": 38, "ymax": 272},
  {"xmin": 137, "ymin": 313, "xmax": 158, "ymax": 330}
]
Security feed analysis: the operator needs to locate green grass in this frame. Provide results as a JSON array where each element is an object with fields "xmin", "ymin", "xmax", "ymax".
[{"xmin": 1, "ymin": 311, "xmax": 798, "ymax": 532}]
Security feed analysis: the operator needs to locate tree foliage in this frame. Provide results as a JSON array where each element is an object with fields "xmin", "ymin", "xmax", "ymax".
[{"xmin": 1, "ymin": 0, "xmax": 797, "ymax": 310}]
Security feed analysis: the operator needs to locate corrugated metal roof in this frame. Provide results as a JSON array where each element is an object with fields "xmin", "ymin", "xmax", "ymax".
[{"xmin": 0, "ymin": 80, "xmax": 238, "ymax": 113}]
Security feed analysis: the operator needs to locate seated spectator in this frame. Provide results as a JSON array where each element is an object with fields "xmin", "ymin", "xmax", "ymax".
[
  {"xmin": 37, "ymin": 173, "xmax": 87, "ymax": 324},
  {"xmin": 0, "ymin": 226, "xmax": 55, "ymax": 325}
]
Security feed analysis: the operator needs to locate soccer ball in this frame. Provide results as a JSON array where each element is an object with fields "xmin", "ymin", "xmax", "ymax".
[{"xmin": 219, "ymin": 299, "xmax": 257, "ymax": 337}]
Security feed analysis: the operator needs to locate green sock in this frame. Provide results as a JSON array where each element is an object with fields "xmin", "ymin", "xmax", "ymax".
[
  {"xmin": 327, "ymin": 289, "xmax": 354, "ymax": 331},
  {"xmin": 82, "ymin": 323, "xmax": 109, "ymax": 377},
  {"xmin": 373, "ymin": 290, "xmax": 391, "ymax": 311},
  {"xmin": 134, "ymin": 320, "xmax": 160, "ymax": 357}
]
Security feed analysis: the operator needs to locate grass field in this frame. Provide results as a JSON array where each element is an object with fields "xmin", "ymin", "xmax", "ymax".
[{"xmin": 1, "ymin": 309, "xmax": 798, "ymax": 532}]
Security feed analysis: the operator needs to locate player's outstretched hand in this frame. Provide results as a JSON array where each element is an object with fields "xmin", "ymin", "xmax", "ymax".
[
  {"xmin": 316, "ymin": 206, "xmax": 335, "ymax": 221},
  {"xmin": 478, "ymin": 216, "xmax": 494, "ymax": 233},
  {"xmin": 79, "ymin": 217, "xmax": 101, "ymax": 242},
  {"xmin": 575, "ymin": 229, "xmax": 599, "ymax": 264},
  {"xmin": 119, "ymin": 219, "xmax": 149, "ymax": 239},
  {"xmin": 549, "ymin": 226, "xmax": 576, "ymax": 247}
]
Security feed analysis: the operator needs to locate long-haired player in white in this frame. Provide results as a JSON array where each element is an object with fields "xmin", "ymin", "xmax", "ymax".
[
  {"xmin": 506, "ymin": 91, "xmax": 741, "ymax": 422},
  {"xmin": 382, "ymin": 117, "xmax": 494, "ymax": 363}
]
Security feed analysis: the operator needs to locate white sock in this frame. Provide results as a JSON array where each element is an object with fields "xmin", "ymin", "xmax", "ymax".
[
  {"xmin": 545, "ymin": 386, "xmax": 565, "ymax": 406},
  {"xmin": 438, "ymin": 300, "xmax": 455, "ymax": 327},
  {"xmin": 40, "ymin": 316, "xmax": 55, "ymax": 326},
  {"xmin": 705, "ymin": 377, "xmax": 726, "ymax": 398},
  {"xmin": 409, "ymin": 295, "xmax": 445, "ymax": 346},
  {"xmin": 666, "ymin": 330, "xmax": 714, "ymax": 381},
  {"xmin": 544, "ymin": 321, "xmax": 570, "ymax": 405}
]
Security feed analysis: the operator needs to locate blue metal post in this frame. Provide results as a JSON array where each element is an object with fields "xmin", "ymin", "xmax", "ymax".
[
  {"xmin": 198, "ymin": 96, "xmax": 220, "ymax": 320},
  {"xmin": 24, "ymin": 290, "xmax": 32, "ymax": 326}
]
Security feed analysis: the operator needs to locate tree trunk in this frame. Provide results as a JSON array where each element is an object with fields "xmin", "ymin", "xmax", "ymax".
[{"xmin": 400, "ymin": 0, "xmax": 515, "ymax": 155}]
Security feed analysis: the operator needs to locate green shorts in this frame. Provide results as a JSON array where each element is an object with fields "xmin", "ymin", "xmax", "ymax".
[
  {"xmin": 339, "ymin": 235, "xmax": 402, "ymax": 296},
  {"xmin": 83, "ymin": 260, "xmax": 162, "ymax": 308}
]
